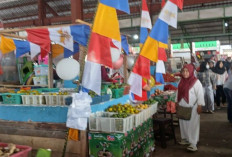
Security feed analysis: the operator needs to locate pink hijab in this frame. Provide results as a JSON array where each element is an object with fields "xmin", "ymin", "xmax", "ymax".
[{"xmin": 177, "ymin": 64, "xmax": 197, "ymax": 103}]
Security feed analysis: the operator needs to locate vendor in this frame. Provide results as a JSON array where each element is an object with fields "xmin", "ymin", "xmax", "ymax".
[
  {"xmin": 101, "ymin": 66, "xmax": 117, "ymax": 83},
  {"xmin": 134, "ymin": 79, "xmax": 151, "ymax": 101}
]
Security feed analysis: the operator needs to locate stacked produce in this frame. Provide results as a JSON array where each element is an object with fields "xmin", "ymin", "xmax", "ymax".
[
  {"xmin": 164, "ymin": 84, "xmax": 178, "ymax": 91},
  {"xmin": 106, "ymin": 103, "xmax": 140, "ymax": 114},
  {"xmin": 163, "ymin": 73, "xmax": 176, "ymax": 82}
]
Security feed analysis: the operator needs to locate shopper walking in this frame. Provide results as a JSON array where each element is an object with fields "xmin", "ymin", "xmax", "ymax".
[
  {"xmin": 213, "ymin": 61, "xmax": 228, "ymax": 109},
  {"xmin": 197, "ymin": 62, "xmax": 216, "ymax": 113},
  {"xmin": 177, "ymin": 64, "xmax": 205, "ymax": 152},
  {"xmin": 223, "ymin": 64, "xmax": 232, "ymax": 123}
]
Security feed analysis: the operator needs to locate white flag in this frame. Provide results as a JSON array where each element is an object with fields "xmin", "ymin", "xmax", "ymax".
[
  {"xmin": 82, "ymin": 61, "xmax": 102, "ymax": 95},
  {"xmin": 30, "ymin": 42, "xmax": 40, "ymax": 59},
  {"xmin": 159, "ymin": 1, "xmax": 178, "ymax": 28},
  {"xmin": 128, "ymin": 72, "xmax": 142, "ymax": 97},
  {"xmin": 48, "ymin": 26, "xmax": 74, "ymax": 52},
  {"xmin": 156, "ymin": 60, "xmax": 166, "ymax": 74}
]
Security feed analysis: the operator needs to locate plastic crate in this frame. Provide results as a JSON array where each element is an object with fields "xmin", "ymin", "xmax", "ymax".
[
  {"xmin": 44, "ymin": 94, "xmax": 71, "ymax": 106},
  {"xmin": 44, "ymin": 95, "xmax": 59, "ymax": 105},
  {"xmin": 111, "ymin": 88, "xmax": 124, "ymax": 99},
  {"xmin": 0, "ymin": 142, "xmax": 32, "ymax": 157},
  {"xmin": 1, "ymin": 93, "xmax": 22, "ymax": 104},
  {"xmin": 40, "ymin": 88, "xmax": 60, "ymax": 93},
  {"xmin": 21, "ymin": 95, "xmax": 46, "ymax": 105},
  {"xmin": 89, "ymin": 112, "xmax": 134, "ymax": 133},
  {"xmin": 134, "ymin": 111, "xmax": 143, "ymax": 127},
  {"xmin": 101, "ymin": 94, "xmax": 110, "ymax": 103}
]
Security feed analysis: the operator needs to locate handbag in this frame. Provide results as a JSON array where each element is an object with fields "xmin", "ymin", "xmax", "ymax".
[{"xmin": 176, "ymin": 105, "xmax": 192, "ymax": 120}]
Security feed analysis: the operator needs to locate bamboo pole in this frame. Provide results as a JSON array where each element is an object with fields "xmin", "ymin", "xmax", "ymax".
[
  {"xmin": 1, "ymin": 33, "xmax": 27, "ymax": 40},
  {"xmin": 48, "ymin": 52, "xmax": 54, "ymax": 88},
  {"xmin": 0, "ymin": 22, "xmax": 84, "ymax": 34}
]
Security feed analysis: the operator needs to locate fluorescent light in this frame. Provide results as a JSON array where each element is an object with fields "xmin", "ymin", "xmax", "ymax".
[
  {"xmin": 133, "ymin": 34, "xmax": 139, "ymax": 40},
  {"xmin": 225, "ymin": 22, "xmax": 228, "ymax": 27}
]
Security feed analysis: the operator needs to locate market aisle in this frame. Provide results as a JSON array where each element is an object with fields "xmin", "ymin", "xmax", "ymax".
[{"xmin": 152, "ymin": 107, "xmax": 232, "ymax": 157}]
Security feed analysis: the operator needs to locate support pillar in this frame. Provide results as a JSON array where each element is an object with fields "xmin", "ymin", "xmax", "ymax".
[
  {"xmin": 38, "ymin": 0, "xmax": 46, "ymax": 26},
  {"xmin": 71, "ymin": 0, "xmax": 83, "ymax": 23}
]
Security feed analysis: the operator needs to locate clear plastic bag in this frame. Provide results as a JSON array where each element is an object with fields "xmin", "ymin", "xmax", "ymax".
[{"xmin": 66, "ymin": 92, "xmax": 92, "ymax": 130}]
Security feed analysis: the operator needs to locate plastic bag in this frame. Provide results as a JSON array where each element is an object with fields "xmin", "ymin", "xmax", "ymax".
[{"xmin": 66, "ymin": 92, "xmax": 92, "ymax": 130}]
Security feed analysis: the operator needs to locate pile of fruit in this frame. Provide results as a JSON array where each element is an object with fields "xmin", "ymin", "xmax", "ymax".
[
  {"xmin": 163, "ymin": 73, "xmax": 176, "ymax": 82},
  {"xmin": 106, "ymin": 103, "xmax": 140, "ymax": 114},
  {"xmin": 153, "ymin": 89, "xmax": 163, "ymax": 96},
  {"xmin": 109, "ymin": 84, "xmax": 123, "ymax": 89},
  {"xmin": 17, "ymin": 89, "xmax": 41, "ymax": 95},
  {"xmin": 135, "ymin": 104, "xmax": 149, "ymax": 110},
  {"xmin": 111, "ymin": 113, "xmax": 130, "ymax": 118},
  {"xmin": 89, "ymin": 91, "xmax": 98, "ymax": 98},
  {"xmin": 48, "ymin": 92, "xmax": 68, "ymax": 95},
  {"xmin": 143, "ymin": 99, "xmax": 157, "ymax": 105}
]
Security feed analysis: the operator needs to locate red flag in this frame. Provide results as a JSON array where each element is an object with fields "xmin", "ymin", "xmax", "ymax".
[
  {"xmin": 158, "ymin": 48, "xmax": 167, "ymax": 61},
  {"xmin": 132, "ymin": 55, "xmax": 150, "ymax": 79},
  {"xmin": 87, "ymin": 32, "xmax": 113, "ymax": 68},
  {"xmin": 26, "ymin": 28, "xmax": 50, "ymax": 58},
  {"xmin": 161, "ymin": 0, "xmax": 166, "ymax": 8},
  {"xmin": 170, "ymin": 0, "xmax": 184, "ymax": 10}
]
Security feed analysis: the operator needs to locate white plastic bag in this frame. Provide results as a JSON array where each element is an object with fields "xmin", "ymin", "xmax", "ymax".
[{"xmin": 66, "ymin": 92, "xmax": 92, "ymax": 130}]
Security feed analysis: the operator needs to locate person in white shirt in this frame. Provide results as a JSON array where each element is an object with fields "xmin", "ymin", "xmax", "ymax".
[{"xmin": 176, "ymin": 64, "xmax": 205, "ymax": 152}]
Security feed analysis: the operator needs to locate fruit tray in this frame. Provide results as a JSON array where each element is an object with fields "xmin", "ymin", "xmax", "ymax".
[{"xmin": 89, "ymin": 112, "xmax": 134, "ymax": 133}]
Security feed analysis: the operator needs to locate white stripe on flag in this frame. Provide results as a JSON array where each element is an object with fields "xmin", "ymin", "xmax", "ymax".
[
  {"xmin": 128, "ymin": 72, "xmax": 142, "ymax": 97},
  {"xmin": 141, "ymin": 10, "xmax": 152, "ymax": 29},
  {"xmin": 156, "ymin": 60, "xmax": 166, "ymax": 74},
  {"xmin": 112, "ymin": 39, "xmax": 122, "ymax": 50},
  {"xmin": 48, "ymin": 26, "xmax": 74, "ymax": 52},
  {"xmin": 82, "ymin": 61, "xmax": 102, "ymax": 95},
  {"xmin": 158, "ymin": 1, "xmax": 177, "ymax": 28},
  {"xmin": 30, "ymin": 42, "xmax": 40, "ymax": 59}
]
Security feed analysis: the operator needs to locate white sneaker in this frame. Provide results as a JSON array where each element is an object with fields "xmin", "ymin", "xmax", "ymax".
[
  {"xmin": 187, "ymin": 144, "xmax": 198, "ymax": 152},
  {"xmin": 178, "ymin": 139, "xmax": 190, "ymax": 145}
]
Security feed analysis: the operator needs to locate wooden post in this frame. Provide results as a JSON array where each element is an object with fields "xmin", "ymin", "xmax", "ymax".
[
  {"xmin": 38, "ymin": 0, "xmax": 46, "ymax": 26},
  {"xmin": 80, "ymin": 130, "xmax": 88, "ymax": 157},
  {"xmin": 79, "ymin": 45, "xmax": 88, "ymax": 83},
  {"xmin": 71, "ymin": 0, "xmax": 83, "ymax": 23},
  {"xmin": 48, "ymin": 53, "xmax": 53, "ymax": 88}
]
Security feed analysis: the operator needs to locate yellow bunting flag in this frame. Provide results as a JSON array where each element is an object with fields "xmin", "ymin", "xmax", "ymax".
[
  {"xmin": 92, "ymin": 3, "xmax": 121, "ymax": 41},
  {"xmin": 0, "ymin": 35, "xmax": 16, "ymax": 54}
]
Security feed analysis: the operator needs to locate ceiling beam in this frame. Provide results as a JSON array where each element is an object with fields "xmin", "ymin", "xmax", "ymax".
[
  {"xmin": 0, "ymin": 1, "xmax": 36, "ymax": 10},
  {"xmin": 3, "ymin": 16, "xmax": 71, "ymax": 28},
  {"xmin": 45, "ymin": 2, "xmax": 58, "ymax": 17}
]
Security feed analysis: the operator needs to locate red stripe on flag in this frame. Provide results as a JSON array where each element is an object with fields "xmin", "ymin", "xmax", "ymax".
[
  {"xmin": 142, "ymin": 0, "xmax": 149, "ymax": 11},
  {"xmin": 87, "ymin": 32, "xmax": 113, "ymax": 68},
  {"xmin": 161, "ymin": 0, "xmax": 166, "ymax": 8},
  {"xmin": 170, "ymin": 0, "xmax": 183, "ymax": 10},
  {"xmin": 26, "ymin": 28, "xmax": 50, "ymax": 58},
  {"xmin": 132, "ymin": 55, "xmax": 150, "ymax": 79},
  {"xmin": 158, "ymin": 48, "xmax": 167, "ymax": 61}
]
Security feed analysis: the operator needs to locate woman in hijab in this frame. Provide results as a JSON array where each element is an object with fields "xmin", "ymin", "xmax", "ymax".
[
  {"xmin": 213, "ymin": 61, "xmax": 228, "ymax": 109},
  {"xmin": 197, "ymin": 62, "xmax": 216, "ymax": 113},
  {"xmin": 176, "ymin": 64, "xmax": 205, "ymax": 152}
]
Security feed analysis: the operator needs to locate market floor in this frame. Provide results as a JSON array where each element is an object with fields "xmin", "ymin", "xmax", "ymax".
[{"xmin": 151, "ymin": 107, "xmax": 232, "ymax": 157}]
